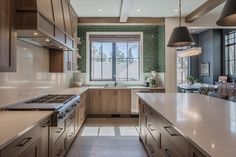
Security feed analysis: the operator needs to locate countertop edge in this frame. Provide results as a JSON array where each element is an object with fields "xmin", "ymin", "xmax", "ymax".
[{"xmin": 0, "ymin": 111, "xmax": 53, "ymax": 150}]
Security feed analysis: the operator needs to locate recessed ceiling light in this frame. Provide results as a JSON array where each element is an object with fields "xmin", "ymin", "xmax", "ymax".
[
  {"xmin": 136, "ymin": 9, "xmax": 141, "ymax": 12},
  {"xmin": 33, "ymin": 32, "xmax": 38, "ymax": 36},
  {"xmin": 98, "ymin": 9, "xmax": 103, "ymax": 12},
  {"xmin": 174, "ymin": 9, "xmax": 178, "ymax": 13},
  {"xmin": 45, "ymin": 39, "xmax": 50, "ymax": 42}
]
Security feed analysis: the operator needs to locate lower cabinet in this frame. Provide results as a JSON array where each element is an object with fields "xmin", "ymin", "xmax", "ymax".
[
  {"xmin": 88, "ymin": 89, "xmax": 131, "ymax": 115},
  {"xmin": 76, "ymin": 91, "xmax": 88, "ymax": 132},
  {"xmin": 139, "ymin": 100, "xmax": 210, "ymax": 157},
  {"xmin": 0, "ymin": 118, "xmax": 50, "ymax": 157}
]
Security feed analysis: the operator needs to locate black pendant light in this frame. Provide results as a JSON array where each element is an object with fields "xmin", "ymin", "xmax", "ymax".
[
  {"xmin": 167, "ymin": 0, "xmax": 194, "ymax": 47},
  {"xmin": 216, "ymin": 0, "xmax": 236, "ymax": 26}
]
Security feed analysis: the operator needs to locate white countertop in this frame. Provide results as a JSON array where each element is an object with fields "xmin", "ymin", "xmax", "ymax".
[
  {"xmin": 137, "ymin": 93, "xmax": 236, "ymax": 157},
  {"xmin": 0, "ymin": 111, "xmax": 53, "ymax": 149},
  {"xmin": 0, "ymin": 86, "xmax": 164, "ymax": 109}
]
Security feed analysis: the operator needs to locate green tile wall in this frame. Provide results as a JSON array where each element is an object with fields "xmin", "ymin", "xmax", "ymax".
[{"xmin": 77, "ymin": 25, "xmax": 165, "ymax": 73}]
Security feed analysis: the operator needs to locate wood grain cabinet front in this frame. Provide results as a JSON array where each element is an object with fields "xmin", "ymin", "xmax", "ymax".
[
  {"xmin": 0, "ymin": 118, "xmax": 50, "ymax": 157},
  {"xmin": 0, "ymin": 0, "xmax": 16, "ymax": 72},
  {"xmin": 88, "ymin": 90, "xmax": 101, "ymax": 114}
]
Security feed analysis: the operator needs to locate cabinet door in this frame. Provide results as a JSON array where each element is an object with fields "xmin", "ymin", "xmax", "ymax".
[
  {"xmin": 0, "ymin": 0, "xmax": 16, "ymax": 72},
  {"xmin": 19, "ymin": 138, "xmax": 41, "ymax": 157},
  {"xmin": 88, "ymin": 90, "xmax": 101, "ymax": 114},
  {"xmin": 116, "ymin": 89, "xmax": 131, "ymax": 114},
  {"xmin": 139, "ymin": 101, "xmax": 146, "ymax": 144},
  {"xmin": 51, "ymin": 0, "xmax": 65, "ymax": 31},
  {"xmin": 39, "ymin": 120, "xmax": 50, "ymax": 157},
  {"xmin": 100, "ymin": 89, "xmax": 116, "ymax": 114}
]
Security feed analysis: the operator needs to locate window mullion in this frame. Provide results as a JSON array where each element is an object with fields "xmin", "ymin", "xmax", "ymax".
[{"xmin": 112, "ymin": 43, "xmax": 116, "ymax": 81}]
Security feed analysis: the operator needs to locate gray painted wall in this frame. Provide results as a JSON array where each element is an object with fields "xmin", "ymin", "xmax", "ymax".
[{"xmin": 190, "ymin": 30, "xmax": 222, "ymax": 84}]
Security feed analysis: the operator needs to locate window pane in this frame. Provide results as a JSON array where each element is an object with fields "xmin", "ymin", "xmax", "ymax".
[
  {"xmin": 229, "ymin": 46, "xmax": 235, "ymax": 60},
  {"xmin": 229, "ymin": 61, "xmax": 235, "ymax": 75},
  {"xmin": 128, "ymin": 59, "xmax": 139, "ymax": 81},
  {"xmin": 128, "ymin": 43, "xmax": 139, "ymax": 58},
  {"xmin": 102, "ymin": 43, "xmax": 112, "ymax": 59},
  {"xmin": 91, "ymin": 42, "xmax": 102, "ymax": 58},
  {"xmin": 116, "ymin": 43, "xmax": 127, "ymax": 58},
  {"xmin": 91, "ymin": 58, "xmax": 102, "ymax": 80},
  {"xmin": 116, "ymin": 59, "xmax": 128, "ymax": 81},
  {"xmin": 225, "ymin": 48, "xmax": 228, "ymax": 61},
  {"xmin": 102, "ymin": 58, "xmax": 112, "ymax": 80},
  {"xmin": 225, "ymin": 61, "xmax": 228, "ymax": 75},
  {"xmin": 182, "ymin": 57, "xmax": 188, "ymax": 68}
]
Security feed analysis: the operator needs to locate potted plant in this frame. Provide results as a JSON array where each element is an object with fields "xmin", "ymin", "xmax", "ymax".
[{"xmin": 187, "ymin": 75, "xmax": 195, "ymax": 85}]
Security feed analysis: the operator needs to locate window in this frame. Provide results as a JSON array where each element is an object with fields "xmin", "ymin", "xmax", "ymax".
[
  {"xmin": 177, "ymin": 56, "xmax": 189, "ymax": 84},
  {"xmin": 89, "ymin": 34, "xmax": 141, "ymax": 81},
  {"xmin": 225, "ymin": 31, "xmax": 236, "ymax": 76}
]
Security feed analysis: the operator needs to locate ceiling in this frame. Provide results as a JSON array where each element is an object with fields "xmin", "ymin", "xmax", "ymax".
[{"xmin": 70, "ymin": 0, "xmax": 222, "ymax": 18}]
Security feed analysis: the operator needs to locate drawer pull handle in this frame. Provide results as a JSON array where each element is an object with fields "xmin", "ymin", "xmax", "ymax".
[
  {"xmin": 56, "ymin": 128, "xmax": 64, "ymax": 133},
  {"xmin": 147, "ymin": 124, "xmax": 156, "ymax": 131},
  {"xmin": 56, "ymin": 148, "xmax": 63, "ymax": 156},
  {"xmin": 164, "ymin": 126, "xmax": 178, "ymax": 136},
  {"xmin": 41, "ymin": 121, "xmax": 50, "ymax": 127},
  {"xmin": 69, "ymin": 132, "xmax": 74, "ymax": 137},
  {"xmin": 17, "ymin": 137, "xmax": 32, "ymax": 147},
  {"xmin": 164, "ymin": 149, "xmax": 173, "ymax": 157}
]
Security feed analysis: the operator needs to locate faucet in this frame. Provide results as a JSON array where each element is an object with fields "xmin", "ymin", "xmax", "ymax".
[
  {"xmin": 114, "ymin": 80, "xmax": 118, "ymax": 87},
  {"xmin": 113, "ymin": 74, "xmax": 118, "ymax": 87}
]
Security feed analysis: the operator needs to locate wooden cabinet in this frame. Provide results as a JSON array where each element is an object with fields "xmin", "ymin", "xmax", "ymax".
[
  {"xmin": 139, "ymin": 100, "xmax": 209, "ymax": 157},
  {"xmin": 88, "ymin": 89, "xmax": 131, "ymax": 115},
  {"xmin": 49, "ymin": 49, "xmax": 75, "ymax": 73},
  {"xmin": 61, "ymin": 0, "xmax": 72, "ymax": 36},
  {"xmin": 76, "ymin": 91, "xmax": 88, "ymax": 132},
  {"xmin": 88, "ymin": 89, "xmax": 101, "ymax": 114},
  {"xmin": 0, "ymin": 118, "xmax": 50, "ymax": 157},
  {"xmin": 116, "ymin": 89, "xmax": 131, "ymax": 114},
  {"xmin": 0, "ymin": 0, "xmax": 16, "ymax": 72},
  {"xmin": 100, "ymin": 89, "xmax": 116, "ymax": 114}
]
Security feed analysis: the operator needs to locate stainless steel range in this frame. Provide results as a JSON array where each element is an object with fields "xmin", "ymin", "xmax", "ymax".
[{"xmin": 5, "ymin": 94, "xmax": 80, "ymax": 126}]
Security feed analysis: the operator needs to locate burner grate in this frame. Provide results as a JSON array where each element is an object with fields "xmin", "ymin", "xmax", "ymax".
[{"xmin": 26, "ymin": 95, "xmax": 76, "ymax": 104}]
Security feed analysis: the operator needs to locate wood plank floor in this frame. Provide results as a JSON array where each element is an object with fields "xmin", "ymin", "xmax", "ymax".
[{"xmin": 66, "ymin": 118, "xmax": 148, "ymax": 157}]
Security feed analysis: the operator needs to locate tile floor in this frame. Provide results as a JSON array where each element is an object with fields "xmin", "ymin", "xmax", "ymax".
[{"xmin": 66, "ymin": 118, "xmax": 148, "ymax": 157}]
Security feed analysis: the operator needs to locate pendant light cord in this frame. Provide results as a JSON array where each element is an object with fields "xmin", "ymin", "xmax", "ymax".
[{"xmin": 179, "ymin": 0, "xmax": 181, "ymax": 27}]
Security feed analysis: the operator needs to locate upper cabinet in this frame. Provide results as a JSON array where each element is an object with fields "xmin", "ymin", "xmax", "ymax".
[{"xmin": 0, "ymin": 0, "xmax": 16, "ymax": 72}]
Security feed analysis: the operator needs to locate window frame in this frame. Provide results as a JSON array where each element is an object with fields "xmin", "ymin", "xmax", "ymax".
[
  {"xmin": 86, "ymin": 32, "xmax": 144, "ymax": 85},
  {"xmin": 176, "ymin": 56, "xmax": 190, "ymax": 84},
  {"xmin": 224, "ymin": 31, "xmax": 236, "ymax": 76}
]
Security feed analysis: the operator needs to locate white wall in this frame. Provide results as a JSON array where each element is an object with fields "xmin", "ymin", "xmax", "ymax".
[{"xmin": 0, "ymin": 40, "xmax": 73, "ymax": 89}]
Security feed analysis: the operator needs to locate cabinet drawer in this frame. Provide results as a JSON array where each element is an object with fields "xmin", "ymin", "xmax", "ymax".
[
  {"xmin": 146, "ymin": 129, "xmax": 159, "ymax": 157},
  {"xmin": 146, "ymin": 111, "xmax": 161, "ymax": 142},
  {"xmin": 161, "ymin": 126, "xmax": 189, "ymax": 157},
  {"xmin": 66, "ymin": 121, "xmax": 75, "ymax": 148},
  {"xmin": 190, "ymin": 145, "xmax": 210, "ymax": 157},
  {"xmin": 51, "ymin": 122, "xmax": 65, "ymax": 144},
  {"xmin": 1, "ymin": 125, "xmax": 40, "ymax": 157},
  {"xmin": 52, "ymin": 132, "xmax": 66, "ymax": 157},
  {"xmin": 161, "ymin": 133, "xmax": 185, "ymax": 157},
  {"xmin": 66, "ymin": 110, "xmax": 75, "ymax": 128}
]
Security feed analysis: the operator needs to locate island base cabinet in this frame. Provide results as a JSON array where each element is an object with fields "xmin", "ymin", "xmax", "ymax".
[
  {"xmin": 51, "ymin": 132, "xmax": 66, "ymax": 157},
  {"xmin": 0, "ymin": 118, "xmax": 50, "ymax": 157},
  {"xmin": 139, "ymin": 99, "xmax": 210, "ymax": 157}
]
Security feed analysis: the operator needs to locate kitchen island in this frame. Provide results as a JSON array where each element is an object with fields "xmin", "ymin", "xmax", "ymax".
[{"xmin": 138, "ymin": 93, "xmax": 236, "ymax": 157}]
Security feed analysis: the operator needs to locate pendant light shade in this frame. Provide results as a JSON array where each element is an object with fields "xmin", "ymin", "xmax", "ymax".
[
  {"xmin": 216, "ymin": 0, "xmax": 236, "ymax": 26},
  {"xmin": 167, "ymin": 0, "xmax": 195, "ymax": 47},
  {"xmin": 167, "ymin": 27, "xmax": 194, "ymax": 47}
]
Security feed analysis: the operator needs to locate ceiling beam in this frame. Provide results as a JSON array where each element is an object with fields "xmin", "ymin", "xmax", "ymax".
[
  {"xmin": 120, "ymin": 0, "xmax": 135, "ymax": 23},
  {"xmin": 78, "ymin": 17, "xmax": 165, "ymax": 25},
  {"xmin": 185, "ymin": 0, "xmax": 226, "ymax": 23}
]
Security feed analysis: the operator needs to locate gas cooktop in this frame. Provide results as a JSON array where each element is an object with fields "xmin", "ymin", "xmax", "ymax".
[
  {"xmin": 26, "ymin": 95, "xmax": 76, "ymax": 104},
  {"xmin": 5, "ymin": 94, "xmax": 80, "ymax": 110}
]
